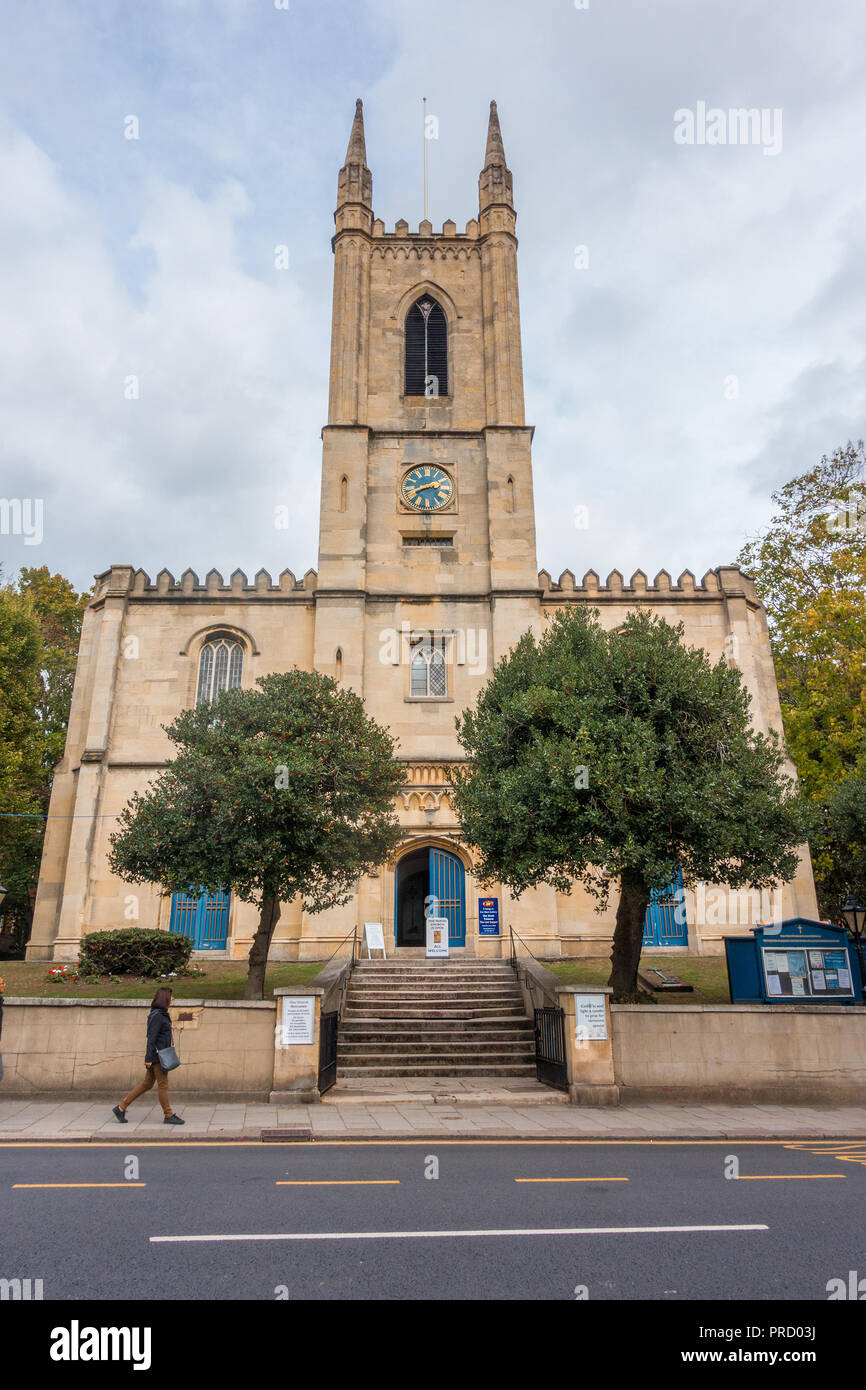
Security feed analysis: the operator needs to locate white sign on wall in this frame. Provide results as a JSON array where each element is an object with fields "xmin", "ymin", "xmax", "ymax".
[
  {"xmin": 426, "ymin": 915, "xmax": 450, "ymax": 958},
  {"xmin": 574, "ymin": 994, "xmax": 608, "ymax": 1042},
  {"xmin": 280, "ymin": 995, "xmax": 316, "ymax": 1046}
]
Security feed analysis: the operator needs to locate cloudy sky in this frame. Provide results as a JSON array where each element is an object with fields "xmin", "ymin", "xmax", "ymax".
[{"xmin": 1, "ymin": 0, "xmax": 864, "ymax": 594}]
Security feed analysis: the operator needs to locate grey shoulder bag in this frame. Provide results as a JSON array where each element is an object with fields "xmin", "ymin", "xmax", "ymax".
[{"xmin": 157, "ymin": 1044, "xmax": 181, "ymax": 1072}]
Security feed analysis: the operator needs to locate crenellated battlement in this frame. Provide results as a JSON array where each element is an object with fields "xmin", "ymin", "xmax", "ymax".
[
  {"xmin": 372, "ymin": 218, "xmax": 480, "ymax": 240},
  {"xmin": 90, "ymin": 565, "xmax": 317, "ymax": 602},
  {"xmin": 538, "ymin": 564, "xmax": 759, "ymax": 603}
]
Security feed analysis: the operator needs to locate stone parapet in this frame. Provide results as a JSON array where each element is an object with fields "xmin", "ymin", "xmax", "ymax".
[
  {"xmin": 538, "ymin": 564, "xmax": 759, "ymax": 604},
  {"xmin": 94, "ymin": 567, "xmax": 319, "ymax": 600}
]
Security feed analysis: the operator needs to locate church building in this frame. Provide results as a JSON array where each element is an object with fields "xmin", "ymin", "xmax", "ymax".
[{"xmin": 27, "ymin": 100, "xmax": 818, "ymax": 964}]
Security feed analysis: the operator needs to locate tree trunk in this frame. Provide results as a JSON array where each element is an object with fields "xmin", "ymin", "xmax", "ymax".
[
  {"xmin": 607, "ymin": 879, "xmax": 651, "ymax": 1000},
  {"xmin": 244, "ymin": 894, "xmax": 282, "ymax": 1000}
]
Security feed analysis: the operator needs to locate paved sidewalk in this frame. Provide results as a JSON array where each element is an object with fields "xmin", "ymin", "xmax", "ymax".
[{"xmin": 3, "ymin": 1096, "xmax": 866, "ymax": 1141}]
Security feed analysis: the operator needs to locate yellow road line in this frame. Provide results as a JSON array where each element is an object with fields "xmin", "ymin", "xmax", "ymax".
[
  {"xmin": 514, "ymin": 1177, "xmax": 629, "ymax": 1183},
  {"xmin": 13, "ymin": 1182, "xmax": 147, "ymax": 1189},
  {"xmin": 735, "ymin": 1174, "xmax": 845, "ymax": 1181},
  {"xmin": 785, "ymin": 1142, "xmax": 866, "ymax": 1151},
  {"xmin": 275, "ymin": 1179, "xmax": 400, "ymax": 1187}
]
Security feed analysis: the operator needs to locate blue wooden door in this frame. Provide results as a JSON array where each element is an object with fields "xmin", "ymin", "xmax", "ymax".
[
  {"xmin": 429, "ymin": 848, "xmax": 465, "ymax": 948},
  {"xmin": 642, "ymin": 869, "xmax": 687, "ymax": 946},
  {"xmin": 170, "ymin": 889, "xmax": 230, "ymax": 951}
]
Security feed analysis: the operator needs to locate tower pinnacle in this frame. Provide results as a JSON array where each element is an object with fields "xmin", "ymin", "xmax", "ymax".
[
  {"xmin": 336, "ymin": 97, "xmax": 373, "ymax": 218},
  {"xmin": 479, "ymin": 98, "xmax": 514, "ymax": 215},
  {"xmin": 345, "ymin": 97, "xmax": 368, "ymax": 167},
  {"xmin": 484, "ymin": 99, "xmax": 507, "ymax": 167}
]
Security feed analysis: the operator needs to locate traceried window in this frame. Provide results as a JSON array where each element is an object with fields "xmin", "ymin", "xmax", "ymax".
[
  {"xmin": 196, "ymin": 632, "xmax": 244, "ymax": 706},
  {"xmin": 405, "ymin": 297, "xmax": 448, "ymax": 398},
  {"xmin": 410, "ymin": 642, "xmax": 447, "ymax": 698}
]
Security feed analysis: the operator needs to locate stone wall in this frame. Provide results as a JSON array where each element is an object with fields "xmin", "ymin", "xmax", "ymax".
[
  {"xmin": 612, "ymin": 1003, "xmax": 866, "ymax": 1102},
  {"xmin": 0, "ymin": 998, "xmax": 276, "ymax": 1100}
]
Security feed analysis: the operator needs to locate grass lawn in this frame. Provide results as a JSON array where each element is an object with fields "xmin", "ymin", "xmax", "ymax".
[
  {"xmin": 543, "ymin": 953, "xmax": 732, "ymax": 1004},
  {"xmin": 1, "ymin": 953, "xmax": 732, "ymax": 1003},
  {"xmin": 0, "ymin": 959, "xmax": 324, "ymax": 1001}
]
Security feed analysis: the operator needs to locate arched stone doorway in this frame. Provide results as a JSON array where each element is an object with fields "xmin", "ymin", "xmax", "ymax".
[{"xmin": 394, "ymin": 843, "xmax": 466, "ymax": 949}]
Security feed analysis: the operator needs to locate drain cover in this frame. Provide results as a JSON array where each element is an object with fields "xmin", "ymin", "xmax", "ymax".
[{"xmin": 261, "ymin": 1128, "xmax": 313, "ymax": 1143}]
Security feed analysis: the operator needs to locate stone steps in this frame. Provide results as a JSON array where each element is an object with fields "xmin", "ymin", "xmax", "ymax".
[
  {"xmin": 341, "ymin": 1011, "xmax": 525, "ymax": 1023},
  {"xmin": 337, "ymin": 1062, "xmax": 537, "ymax": 1078},
  {"xmin": 341, "ymin": 1049, "xmax": 534, "ymax": 1061},
  {"xmin": 337, "ymin": 959, "xmax": 535, "ymax": 1079},
  {"xmin": 340, "ymin": 1023, "xmax": 536, "ymax": 1045},
  {"xmin": 351, "ymin": 964, "xmax": 515, "ymax": 975}
]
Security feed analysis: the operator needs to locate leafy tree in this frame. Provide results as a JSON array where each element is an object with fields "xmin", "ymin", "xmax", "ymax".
[
  {"xmin": 0, "ymin": 588, "xmax": 44, "ymax": 926},
  {"xmin": 16, "ymin": 566, "xmax": 89, "ymax": 776},
  {"xmin": 738, "ymin": 441, "xmax": 866, "ymax": 910},
  {"xmin": 452, "ymin": 607, "xmax": 811, "ymax": 999},
  {"xmin": 821, "ymin": 755, "xmax": 866, "ymax": 921},
  {"xmin": 737, "ymin": 441, "xmax": 866, "ymax": 794},
  {"xmin": 0, "ymin": 568, "xmax": 88, "ymax": 942},
  {"xmin": 108, "ymin": 670, "xmax": 404, "ymax": 998}
]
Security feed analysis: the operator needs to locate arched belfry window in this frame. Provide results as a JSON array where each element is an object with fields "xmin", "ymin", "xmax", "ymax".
[
  {"xmin": 196, "ymin": 632, "xmax": 244, "ymax": 706},
  {"xmin": 405, "ymin": 297, "xmax": 448, "ymax": 398}
]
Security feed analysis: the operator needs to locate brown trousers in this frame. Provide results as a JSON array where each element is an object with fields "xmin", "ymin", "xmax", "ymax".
[{"xmin": 119, "ymin": 1063, "xmax": 173, "ymax": 1117}]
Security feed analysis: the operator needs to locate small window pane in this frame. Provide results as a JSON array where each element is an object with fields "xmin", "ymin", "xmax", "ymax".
[
  {"xmin": 196, "ymin": 645, "xmax": 214, "ymax": 706},
  {"xmin": 429, "ymin": 649, "xmax": 447, "ymax": 697},
  {"xmin": 411, "ymin": 650, "xmax": 428, "ymax": 697},
  {"xmin": 213, "ymin": 642, "xmax": 230, "ymax": 697}
]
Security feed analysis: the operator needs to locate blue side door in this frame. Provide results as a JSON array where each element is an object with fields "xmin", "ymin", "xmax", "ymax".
[
  {"xmin": 170, "ymin": 889, "xmax": 230, "ymax": 951},
  {"xmin": 642, "ymin": 869, "xmax": 687, "ymax": 947},
  {"xmin": 429, "ymin": 848, "xmax": 466, "ymax": 948}
]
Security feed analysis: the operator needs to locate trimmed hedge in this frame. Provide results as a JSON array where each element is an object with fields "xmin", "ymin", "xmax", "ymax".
[{"xmin": 79, "ymin": 928, "xmax": 194, "ymax": 979}]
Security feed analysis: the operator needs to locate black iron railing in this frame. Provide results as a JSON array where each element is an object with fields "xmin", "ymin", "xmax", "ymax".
[
  {"xmin": 317, "ymin": 1011, "xmax": 339, "ymax": 1095},
  {"xmin": 312, "ymin": 926, "xmax": 360, "ymax": 1095},
  {"xmin": 509, "ymin": 927, "xmax": 569, "ymax": 1091}
]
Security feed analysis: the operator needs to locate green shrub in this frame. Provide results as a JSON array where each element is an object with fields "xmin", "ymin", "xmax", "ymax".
[{"xmin": 79, "ymin": 928, "xmax": 194, "ymax": 979}]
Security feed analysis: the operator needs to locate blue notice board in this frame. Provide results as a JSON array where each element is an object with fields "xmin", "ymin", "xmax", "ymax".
[
  {"xmin": 478, "ymin": 897, "xmax": 500, "ymax": 936},
  {"xmin": 725, "ymin": 919, "xmax": 863, "ymax": 1004}
]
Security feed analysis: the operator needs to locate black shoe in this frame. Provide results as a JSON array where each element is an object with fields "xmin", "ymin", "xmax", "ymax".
[
  {"xmin": 112, "ymin": 1105, "xmax": 128, "ymax": 1124},
  {"xmin": 164, "ymin": 1114, "xmax": 184, "ymax": 1125}
]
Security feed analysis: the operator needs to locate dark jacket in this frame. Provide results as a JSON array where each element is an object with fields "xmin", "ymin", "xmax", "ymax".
[{"xmin": 145, "ymin": 1007, "xmax": 173, "ymax": 1065}]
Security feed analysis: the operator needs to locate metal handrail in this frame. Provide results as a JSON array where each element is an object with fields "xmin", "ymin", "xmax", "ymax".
[
  {"xmin": 313, "ymin": 924, "xmax": 359, "ymax": 1020},
  {"xmin": 320, "ymin": 923, "xmax": 359, "ymax": 970},
  {"xmin": 337, "ymin": 926, "xmax": 359, "ymax": 1019},
  {"xmin": 509, "ymin": 926, "xmax": 559, "ymax": 1012}
]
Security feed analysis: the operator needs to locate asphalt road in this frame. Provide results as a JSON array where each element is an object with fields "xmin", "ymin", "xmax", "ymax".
[{"xmin": 1, "ymin": 1139, "xmax": 864, "ymax": 1301}]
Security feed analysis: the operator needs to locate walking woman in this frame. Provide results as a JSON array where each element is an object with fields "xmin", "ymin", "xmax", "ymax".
[{"xmin": 113, "ymin": 987, "xmax": 184, "ymax": 1125}]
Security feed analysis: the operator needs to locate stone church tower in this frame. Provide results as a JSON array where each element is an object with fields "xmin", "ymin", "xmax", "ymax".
[{"xmin": 28, "ymin": 101, "xmax": 818, "ymax": 963}]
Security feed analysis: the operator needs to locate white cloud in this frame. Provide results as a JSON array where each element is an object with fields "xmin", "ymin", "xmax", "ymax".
[
  {"xmin": 0, "ymin": 128, "xmax": 323, "ymax": 586},
  {"xmin": 0, "ymin": 0, "xmax": 864, "ymax": 593}
]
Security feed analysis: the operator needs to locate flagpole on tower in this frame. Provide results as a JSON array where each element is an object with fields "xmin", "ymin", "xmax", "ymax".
[{"xmin": 423, "ymin": 96, "xmax": 429, "ymax": 222}]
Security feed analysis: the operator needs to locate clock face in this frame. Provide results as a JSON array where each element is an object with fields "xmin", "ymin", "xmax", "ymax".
[{"xmin": 401, "ymin": 465, "xmax": 454, "ymax": 512}]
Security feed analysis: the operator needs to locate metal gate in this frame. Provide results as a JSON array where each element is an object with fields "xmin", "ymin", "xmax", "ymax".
[
  {"xmin": 534, "ymin": 1006, "xmax": 568, "ymax": 1091},
  {"xmin": 317, "ymin": 1011, "xmax": 339, "ymax": 1095}
]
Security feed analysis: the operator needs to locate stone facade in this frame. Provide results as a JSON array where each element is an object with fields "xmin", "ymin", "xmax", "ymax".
[{"xmin": 28, "ymin": 100, "xmax": 818, "ymax": 964}]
